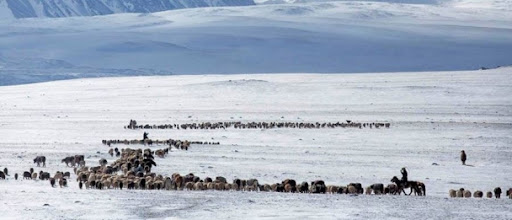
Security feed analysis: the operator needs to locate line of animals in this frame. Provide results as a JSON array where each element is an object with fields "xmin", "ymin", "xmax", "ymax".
[
  {"xmin": 449, "ymin": 187, "xmax": 512, "ymax": 199},
  {"xmin": 125, "ymin": 119, "xmax": 391, "ymax": 130},
  {"xmin": 0, "ymin": 149, "xmax": 423, "ymax": 196},
  {"xmin": 0, "ymin": 140, "xmax": 508, "ymax": 202},
  {"xmin": 102, "ymin": 138, "xmax": 219, "ymax": 150},
  {"xmin": 1, "ymin": 153, "xmax": 511, "ymax": 200},
  {"xmin": 0, "ymin": 167, "xmax": 70, "ymax": 188},
  {"xmin": 66, "ymin": 148, "xmax": 427, "ymax": 197}
]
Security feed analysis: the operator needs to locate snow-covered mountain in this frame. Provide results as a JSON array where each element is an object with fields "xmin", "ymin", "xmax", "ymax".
[
  {"xmin": 255, "ymin": 0, "xmax": 443, "ymax": 4},
  {"xmin": 0, "ymin": 0, "xmax": 511, "ymax": 86},
  {"xmin": 0, "ymin": 0, "xmax": 255, "ymax": 19}
]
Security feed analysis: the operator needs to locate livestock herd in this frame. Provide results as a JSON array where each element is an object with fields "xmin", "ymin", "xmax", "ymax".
[
  {"xmin": 102, "ymin": 138, "xmax": 219, "ymax": 150},
  {"xmin": 19, "ymin": 148, "xmax": 421, "ymax": 197},
  {"xmin": 449, "ymin": 187, "xmax": 512, "ymax": 199},
  {"xmin": 0, "ymin": 147, "xmax": 511, "ymax": 200},
  {"xmin": 126, "ymin": 119, "xmax": 391, "ymax": 130},
  {"xmin": 1, "ymin": 119, "xmax": 510, "ymax": 204}
]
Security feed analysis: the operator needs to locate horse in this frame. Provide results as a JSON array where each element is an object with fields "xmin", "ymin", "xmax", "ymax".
[
  {"xmin": 34, "ymin": 156, "xmax": 46, "ymax": 167},
  {"xmin": 390, "ymin": 176, "xmax": 425, "ymax": 196}
]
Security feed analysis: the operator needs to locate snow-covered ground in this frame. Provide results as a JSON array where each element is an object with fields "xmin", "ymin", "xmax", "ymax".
[
  {"xmin": 0, "ymin": 67, "xmax": 511, "ymax": 219},
  {"xmin": 1, "ymin": 0, "xmax": 512, "ymax": 86}
]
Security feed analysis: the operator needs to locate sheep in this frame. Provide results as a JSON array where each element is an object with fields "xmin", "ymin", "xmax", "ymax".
[
  {"xmin": 262, "ymin": 184, "xmax": 271, "ymax": 192},
  {"xmin": 282, "ymin": 179, "xmax": 297, "ymax": 193},
  {"xmin": 215, "ymin": 182, "xmax": 225, "ymax": 191},
  {"xmin": 494, "ymin": 187, "xmax": 502, "ymax": 199},
  {"xmin": 154, "ymin": 180, "xmax": 163, "ymax": 190},
  {"xmin": 386, "ymin": 183, "xmax": 398, "ymax": 195},
  {"xmin": 310, "ymin": 180, "xmax": 326, "ymax": 194},
  {"xmin": 463, "ymin": 190, "xmax": 471, "ymax": 198},
  {"xmin": 54, "ymin": 172, "xmax": 63, "ymax": 181},
  {"xmin": 486, "ymin": 191, "xmax": 493, "ymax": 198},
  {"xmin": 207, "ymin": 182, "xmax": 215, "ymax": 190},
  {"xmin": 0, "ymin": 171, "xmax": 5, "ymax": 180},
  {"xmin": 49, "ymin": 178, "xmax": 56, "ymax": 187},
  {"xmin": 3, "ymin": 168, "xmax": 8, "ymax": 176},
  {"xmin": 284, "ymin": 184, "xmax": 294, "ymax": 193},
  {"xmin": 79, "ymin": 181, "xmax": 83, "ymax": 189},
  {"xmin": 449, "ymin": 189, "xmax": 457, "ymax": 198},
  {"xmin": 456, "ymin": 188, "xmax": 465, "ymax": 198},
  {"xmin": 194, "ymin": 182, "xmax": 204, "ymax": 191},
  {"xmin": 185, "ymin": 182, "xmax": 194, "ymax": 190},
  {"xmin": 39, "ymin": 172, "xmax": 50, "ymax": 180},
  {"xmin": 365, "ymin": 186, "xmax": 372, "ymax": 195},
  {"xmin": 99, "ymin": 179, "xmax": 110, "ymax": 189},
  {"xmin": 506, "ymin": 188, "xmax": 512, "ymax": 197},
  {"xmin": 298, "ymin": 182, "xmax": 309, "ymax": 193},
  {"xmin": 348, "ymin": 183, "xmax": 363, "ymax": 194},
  {"xmin": 473, "ymin": 191, "xmax": 483, "ymax": 198},
  {"xmin": 14, "ymin": 173, "xmax": 18, "ymax": 180},
  {"xmin": 163, "ymin": 177, "xmax": 173, "ymax": 190},
  {"xmin": 246, "ymin": 179, "xmax": 259, "ymax": 191},
  {"xmin": 370, "ymin": 183, "xmax": 384, "ymax": 195},
  {"xmin": 23, "ymin": 171, "xmax": 32, "ymax": 179},
  {"xmin": 347, "ymin": 185, "xmax": 358, "ymax": 194},
  {"xmin": 337, "ymin": 186, "xmax": 347, "ymax": 194},
  {"xmin": 215, "ymin": 176, "xmax": 227, "ymax": 184},
  {"xmin": 271, "ymin": 183, "xmax": 284, "ymax": 192},
  {"xmin": 32, "ymin": 172, "xmax": 38, "ymax": 180},
  {"xmin": 99, "ymin": 159, "xmax": 108, "ymax": 167}
]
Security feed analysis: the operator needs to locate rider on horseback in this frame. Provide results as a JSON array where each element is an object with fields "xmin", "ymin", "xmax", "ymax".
[{"xmin": 400, "ymin": 167, "xmax": 409, "ymax": 187}]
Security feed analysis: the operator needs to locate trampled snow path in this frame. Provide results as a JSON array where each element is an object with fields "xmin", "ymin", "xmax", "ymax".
[{"xmin": 0, "ymin": 68, "xmax": 511, "ymax": 219}]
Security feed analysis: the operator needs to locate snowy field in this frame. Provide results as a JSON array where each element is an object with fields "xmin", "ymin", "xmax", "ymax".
[
  {"xmin": 1, "ymin": 0, "xmax": 512, "ymax": 85},
  {"xmin": 0, "ymin": 67, "xmax": 511, "ymax": 219}
]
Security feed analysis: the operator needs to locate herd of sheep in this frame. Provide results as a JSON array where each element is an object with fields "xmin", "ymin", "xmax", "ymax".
[
  {"xmin": 0, "ymin": 146, "xmax": 511, "ymax": 201},
  {"xmin": 125, "ymin": 120, "xmax": 391, "ymax": 130},
  {"xmin": 102, "ymin": 138, "xmax": 219, "ymax": 149},
  {"xmin": 449, "ymin": 187, "xmax": 512, "ymax": 199},
  {"xmin": 1, "ymin": 118, "xmax": 511, "ymax": 204}
]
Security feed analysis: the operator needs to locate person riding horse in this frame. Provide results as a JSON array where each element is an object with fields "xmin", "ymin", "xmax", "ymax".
[{"xmin": 400, "ymin": 167, "xmax": 408, "ymax": 187}]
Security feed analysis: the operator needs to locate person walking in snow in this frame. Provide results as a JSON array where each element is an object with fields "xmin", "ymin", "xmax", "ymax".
[
  {"xmin": 461, "ymin": 150, "xmax": 467, "ymax": 165},
  {"xmin": 143, "ymin": 132, "xmax": 148, "ymax": 140}
]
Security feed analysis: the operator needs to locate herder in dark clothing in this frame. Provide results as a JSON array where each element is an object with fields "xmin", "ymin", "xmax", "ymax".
[
  {"xmin": 401, "ymin": 167, "xmax": 408, "ymax": 187},
  {"xmin": 461, "ymin": 150, "xmax": 467, "ymax": 165},
  {"xmin": 143, "ymin": 132, "xmax": 149, "ymax": 140}
]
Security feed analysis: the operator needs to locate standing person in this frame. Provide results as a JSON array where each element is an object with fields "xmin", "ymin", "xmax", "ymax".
[
  {"xmin": 143, "ymin": 132, "xmax": 148, "ymax": 140},
  {"xmin": 461, "ymin": 150, "xmax": 467, "ymax": 165}
]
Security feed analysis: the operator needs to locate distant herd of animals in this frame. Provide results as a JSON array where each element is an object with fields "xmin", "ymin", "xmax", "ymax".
[
  {"xmin": 102, "ymin": 138, "xmax": 219, "ymax": 150},
  {"xmin": 0, "ymin": 119, "xmax": 510, "ymax": 202},
  {"xmin": 125, "ymin": 119, "xmax": 391, "ymax": 130}
]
